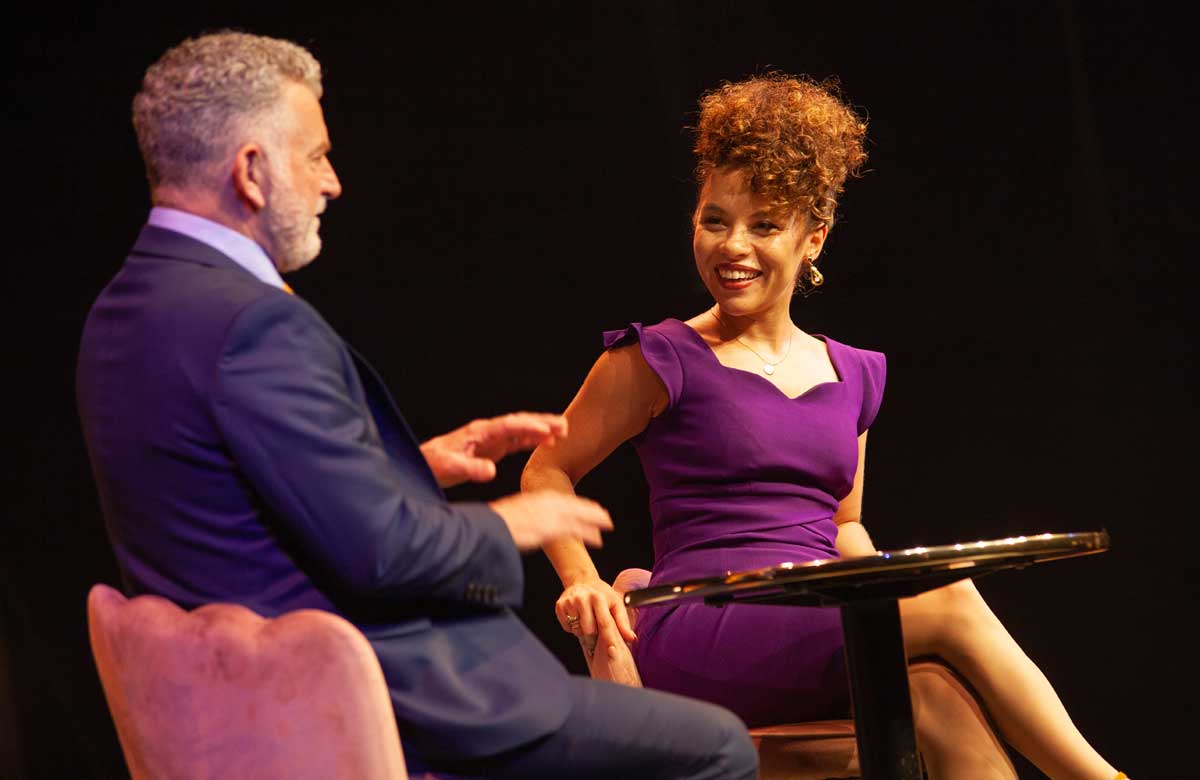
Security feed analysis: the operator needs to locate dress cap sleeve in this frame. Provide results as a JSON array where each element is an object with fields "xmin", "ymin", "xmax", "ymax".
[
  {"xmin": 602, "ymin": 322, "xmax": 683, "ymax": 411},
  {"xmin": 856, "ymin": 349, "xmax": 887, "ymax": 434}
]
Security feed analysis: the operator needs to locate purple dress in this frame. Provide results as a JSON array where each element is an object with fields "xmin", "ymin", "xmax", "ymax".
[{"xmin": 602, "ymin": 319, "xmax": 886, "ymax": 727}]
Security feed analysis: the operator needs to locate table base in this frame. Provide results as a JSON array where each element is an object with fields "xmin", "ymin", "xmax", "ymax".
[{"xmin": 842, "ymin": 599, "xmax": 921, "ymax": 780}]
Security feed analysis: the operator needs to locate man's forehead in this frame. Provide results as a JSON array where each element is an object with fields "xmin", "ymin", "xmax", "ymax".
[{"xmin": 279, "ymin": 81, "xmax": 330, "ymax": 141}]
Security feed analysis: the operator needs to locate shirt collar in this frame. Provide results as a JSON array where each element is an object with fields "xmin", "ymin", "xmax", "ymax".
[{"xmin": 147, "ymin": 207, "xmax": 288, "ymax": 291}]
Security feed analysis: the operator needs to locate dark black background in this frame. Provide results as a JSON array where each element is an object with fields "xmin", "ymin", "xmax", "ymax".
[{"xmin": 4, "ymin": 2, "xmax": 1195, "ymax": 777}]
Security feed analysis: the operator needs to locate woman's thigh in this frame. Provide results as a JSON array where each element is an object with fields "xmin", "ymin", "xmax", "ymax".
[{"xmin": 634, "ymin": 601, "xmax": 850, "ymax": 726}]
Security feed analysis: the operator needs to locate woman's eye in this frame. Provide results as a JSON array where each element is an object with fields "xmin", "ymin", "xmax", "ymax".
[
  {"xmin": 701, "ymin": 216, "xmax": 724, "ymax": 227},
  {"xmin": 755, "ymin": 221, "xmax": 780, "ymax": 232}
]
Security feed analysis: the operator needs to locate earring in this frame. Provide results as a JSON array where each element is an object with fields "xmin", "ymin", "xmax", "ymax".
[{"xmin": 806, "ymin": 259, "xmax": 824, "ymax": 287}]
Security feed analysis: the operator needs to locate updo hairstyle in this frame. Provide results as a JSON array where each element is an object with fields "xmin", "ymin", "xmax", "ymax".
[{"xmin": 693, "ymin": 73, "xmax": 867, "ymax": 230}]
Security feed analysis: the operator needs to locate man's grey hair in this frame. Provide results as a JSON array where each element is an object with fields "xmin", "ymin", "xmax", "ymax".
[{"xmin": 133, "ymin": 30, "xmax": 323, "ymax": 190}]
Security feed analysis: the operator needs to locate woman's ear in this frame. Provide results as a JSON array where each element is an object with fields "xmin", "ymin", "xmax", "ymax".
[
  {"xmin": 806, "ymin": 223, "xmax": 829, "ymax": 259},
  {"xmin": 231, "ymin": 143, "xmax": 267, "ymax": 210}
]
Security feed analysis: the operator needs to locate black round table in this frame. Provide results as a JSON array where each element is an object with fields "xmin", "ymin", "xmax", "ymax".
[{"xmin": 624, "ymin": 531, "xmax": 1111, "ymax": 780}]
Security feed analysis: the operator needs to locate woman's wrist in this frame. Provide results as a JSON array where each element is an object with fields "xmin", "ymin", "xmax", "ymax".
[{"xmin": 560, "ymin": 570, "xmax": 604, "ymax": 589}]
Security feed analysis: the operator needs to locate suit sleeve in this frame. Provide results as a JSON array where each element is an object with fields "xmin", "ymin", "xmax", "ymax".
[{"xmin": 211, "ymin": 293, "xmax": 523, "ymax": 607}]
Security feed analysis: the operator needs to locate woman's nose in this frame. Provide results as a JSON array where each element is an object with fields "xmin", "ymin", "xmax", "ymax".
[{"xmin": 722, "ymin": 227, "xmax": 751, "ymax": 257}]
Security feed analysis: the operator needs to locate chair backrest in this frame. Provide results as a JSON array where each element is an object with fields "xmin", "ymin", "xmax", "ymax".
[
  {"xmin": 612, "ymin": 567, "xmax": 652, "ymax": 630},
  {"xmin": 86, "ymin": 584, "xmax": 407, "ymax": 780}
]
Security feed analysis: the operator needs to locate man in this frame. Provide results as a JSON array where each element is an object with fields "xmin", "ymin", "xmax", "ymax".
[{"xmin": 76, "ymin": 30, "xmax": 756, "ymax": 779}]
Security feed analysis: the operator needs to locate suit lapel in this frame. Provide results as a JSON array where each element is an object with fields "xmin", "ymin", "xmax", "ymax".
[
  {"xmin": 349, "ymin": 345, "xmax": 446, "ymax": 498},
  {"xmin": 132, "ymin": 223, "xmax": 444, "ymax": 496}
]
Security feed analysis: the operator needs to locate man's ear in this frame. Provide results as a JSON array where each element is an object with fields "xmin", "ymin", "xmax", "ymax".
[{"xmin": 231, "ymin": 143, "xmax": 267, "ymax": 210}]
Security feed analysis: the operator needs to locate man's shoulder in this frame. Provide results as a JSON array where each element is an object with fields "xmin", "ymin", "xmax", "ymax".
[{"xmin": 82, "ymin": 235, "xmax": 332, "ymax": 373}]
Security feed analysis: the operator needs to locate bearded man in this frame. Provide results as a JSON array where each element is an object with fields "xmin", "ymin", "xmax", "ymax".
[{"xmin": 76, "ymin": 30, "xmax": 755, "ymax": 780}]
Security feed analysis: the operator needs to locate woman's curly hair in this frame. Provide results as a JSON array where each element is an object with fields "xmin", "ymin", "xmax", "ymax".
[{"xmin": 693, "ymin": 73, "xmax": 867, "ymax": 228}]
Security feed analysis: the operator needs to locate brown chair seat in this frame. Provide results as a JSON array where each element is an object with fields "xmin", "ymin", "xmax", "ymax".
[{"xmin": 750, "ymin": 720, "xmax": 859, "ymax": 779}]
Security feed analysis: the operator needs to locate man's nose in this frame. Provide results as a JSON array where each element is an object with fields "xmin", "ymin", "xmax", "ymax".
[{"xmin": 322, "ymin": 158, "xmax": 343, "ymax": 200}]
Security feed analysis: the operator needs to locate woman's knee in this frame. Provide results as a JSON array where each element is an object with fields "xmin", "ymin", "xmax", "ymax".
[{"xmin": 904, "ymin": 579, "xmax": 997, "ymax": 649}]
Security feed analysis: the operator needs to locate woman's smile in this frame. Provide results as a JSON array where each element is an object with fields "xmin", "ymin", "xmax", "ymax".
[{"xmin": 716, "ymin": 262, "xmax": 763, "ymax": 289}]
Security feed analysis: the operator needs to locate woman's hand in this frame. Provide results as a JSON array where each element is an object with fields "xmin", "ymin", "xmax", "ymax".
[
  {"xmin": 557, "ymin": 579, "xmax": 641, "ymax": 687},
  {"xmin": 556, "ymin": 579, "xmax": 637, "ymax": 651}
]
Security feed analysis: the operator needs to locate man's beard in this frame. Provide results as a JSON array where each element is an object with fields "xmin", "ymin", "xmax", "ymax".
[{"xmin": 263, "ymin": 180, "xmax": 322, "ymax": 273}]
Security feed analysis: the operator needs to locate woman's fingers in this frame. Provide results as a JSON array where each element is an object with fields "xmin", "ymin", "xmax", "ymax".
[
  {"xmin": 556, "ymin": 595, "xmax": 580, "ymax": 633},
  {"xmin": 575, "ymin": 593, "xmax": 602, "ymax": 639},
  {"xmin": 557, "ymin": 582, "xmax": 637, "ymax": 644},
  {"xmin": 611, "ymin": 599, "xmax": 638, "ymax": 643},
  {"xmin": 558, "ymin": 591, "xmax": 598, "ymax": 636}
]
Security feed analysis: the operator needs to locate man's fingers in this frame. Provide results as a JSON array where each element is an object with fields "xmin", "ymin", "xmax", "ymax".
[
  {"xmin": 571, "ymin": 497, "xmax": 612, "ymax": 530},
  {"xmin": 486, "ymin": 413, "xmax": 568, "ymax": 447},
  {"xmin": 504, "ymin": 412, "xmax": 567, "ymax": 438},
  {"xmin": 578, "ymin": 526, "xmax": 604, "ymax": 548},
  {"xmin": 491, "ymin": 490, "xmax": 611, "ymax": 550},
  {"xmin": 570, "ymin": 498, "xmax": 610, "ymax": 547},
  {"xmin": 458, "ymin": 455, "xmax": 497, "ymax": 482}
]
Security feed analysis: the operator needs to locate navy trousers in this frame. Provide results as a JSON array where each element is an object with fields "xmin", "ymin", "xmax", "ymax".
[{"xmin": 403, "ymin": 676, "xmax": 758, "ymax": 780}]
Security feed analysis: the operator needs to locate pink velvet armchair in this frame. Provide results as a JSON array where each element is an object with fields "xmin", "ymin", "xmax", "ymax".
[{"xmin": 86, "ymin": 584, "xmax": 408, "ymax": 780}]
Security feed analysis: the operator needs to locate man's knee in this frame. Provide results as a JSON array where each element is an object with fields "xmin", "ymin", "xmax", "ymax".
[{"xmin": 691, "ymin": 701, "xmax": 758, "ymax": 780}]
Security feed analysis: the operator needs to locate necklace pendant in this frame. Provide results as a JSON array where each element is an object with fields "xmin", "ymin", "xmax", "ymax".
[{"xmin": 763, "ymin": 364, "xmax": 776, "ymax": 376}]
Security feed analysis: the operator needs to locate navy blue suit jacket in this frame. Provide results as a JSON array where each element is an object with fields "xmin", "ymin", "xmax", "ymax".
[{"xmin": 77, "ymin": 225, "xmax": 571, "ymax": 759}]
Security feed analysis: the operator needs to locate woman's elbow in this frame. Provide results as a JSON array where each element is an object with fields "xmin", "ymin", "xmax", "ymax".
[{"xmin": 520, "ymin": 447, "xmax": 575, "ymax": 492}]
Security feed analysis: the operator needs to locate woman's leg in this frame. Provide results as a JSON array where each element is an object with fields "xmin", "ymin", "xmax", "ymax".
[
  {"xmin": 909, "ymin": 659, "xmax": 1015, "ymax": 780},
  {"xmin": 900, "ymin": 580, "xmax": 1117, "ymax": 780}
]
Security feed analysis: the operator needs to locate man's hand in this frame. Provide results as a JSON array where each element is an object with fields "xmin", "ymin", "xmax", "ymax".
[
  {"xmin": 488, "ymin": 490, "xmax": 612, "ymax": 551},
  {"xmin": 421, "ymin": 413, "xmax": 568, "ymax": 488}
]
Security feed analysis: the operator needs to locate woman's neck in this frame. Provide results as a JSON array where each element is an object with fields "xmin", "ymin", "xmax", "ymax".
[{"xmin": 709, "ymin": 304, "xmax": 796, "ymax": 348}]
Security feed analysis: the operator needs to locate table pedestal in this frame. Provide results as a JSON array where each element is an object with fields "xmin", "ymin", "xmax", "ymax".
[{"xmin": 841, "ymin": 599, "xmax": 920, "ymax": 780}]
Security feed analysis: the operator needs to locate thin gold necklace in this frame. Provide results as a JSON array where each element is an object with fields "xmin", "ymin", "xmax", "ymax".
[{"xmin": 710, "ymin": 308, "xmax": 793, "ymax": 376}]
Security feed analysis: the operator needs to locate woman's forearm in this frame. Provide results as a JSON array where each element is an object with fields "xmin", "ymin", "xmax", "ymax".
[
  {"xmin": 543, "ymin": 536, "xmax": 602, "ymax": 587},
  {"xmin": 522, "ymin": 454, "xmax": 603, "ymax": 587},
  {"xmin": 835, "ymin": 519, "xmax": 877, "ymax": 557}
]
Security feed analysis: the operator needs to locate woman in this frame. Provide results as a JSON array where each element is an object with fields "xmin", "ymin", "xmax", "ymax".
[{"xmin": 521, "ymin": 74, "xmax": 1125, "ymax": 779}]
